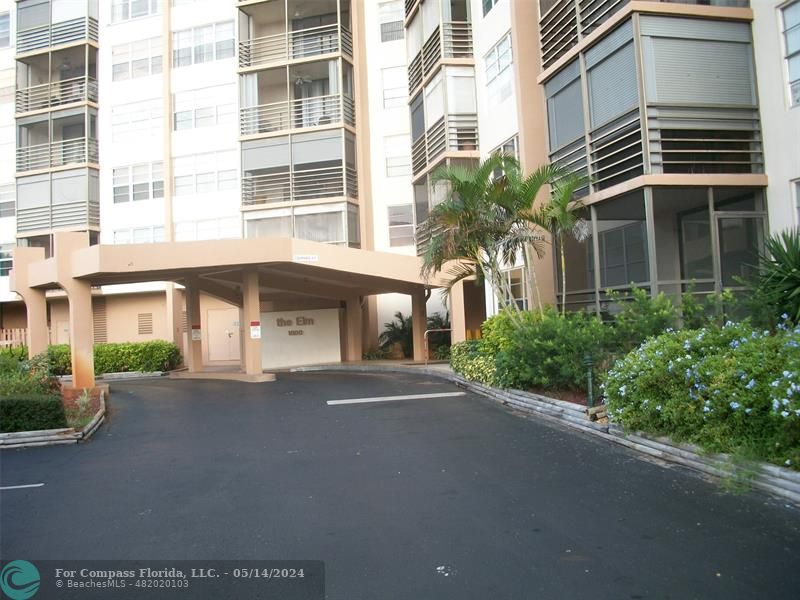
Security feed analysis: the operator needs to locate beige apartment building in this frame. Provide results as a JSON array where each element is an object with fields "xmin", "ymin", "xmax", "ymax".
[{"xmin": 2, "ymin": 0, "xmax": 799, "ymax": 384}]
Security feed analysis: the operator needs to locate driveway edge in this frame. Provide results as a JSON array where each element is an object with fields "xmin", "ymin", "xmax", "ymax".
[{"xmin": 293, "ymin": 364, "xmax": 800, "ymax": 505}]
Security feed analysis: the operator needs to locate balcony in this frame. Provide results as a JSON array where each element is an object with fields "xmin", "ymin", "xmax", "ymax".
[
  {"xmin": 17, "ymin": 17, "xmax": 99, "ymax": 55},
  {"xmin": 408, "ymin": 22, "xmax": 472, "ymax": 94},
  {"xmin": 16, "ymin": 76, "xmax": 98, "ymax": 113},
  {"xmin": 239, "ymin": 24, "xmax": 353, "ymax": 69},
  {"xmin": 17, "ymin": 198, "xmax": 99, "ymax": 233},
  {"xmin": 242, "ymin": 166, "xmax": 357, "ymax": 207},
  {"xmin": 240, "ymin": 94, "xmax": 355, "ymax": 136},
  {"xmin": 411, "ymin": 114, "xmax": 478, "ymax": 177},
  {"xmin": 16, "ymin": 138, "xmax": 99, "ymax": 172}
]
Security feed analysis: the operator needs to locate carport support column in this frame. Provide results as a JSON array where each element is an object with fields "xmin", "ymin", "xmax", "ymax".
[
  {"xmin": 344, "ymin": 296, "xmax": 363, "ymax": 362},
  {"xmin": 9, "ymin": 246, "xmax": 49, "ymax": 357},
  {"xmin": 184, "ymin": 277, "xmax": 203, "ymax": 373},
  {"xmin": 241, "ymin": 270, "xmax": 262, "ymax": 375},
  {"xmin": 411, "ymin": 289, "xmax": 427, "ymax": 362},
  {"xmin": 63, "ymin": 278, "xmax": 95, "ymax": 389},
  {"xmin": 450, "ymin": 281, "xmax": 467, "ymax": 343}
]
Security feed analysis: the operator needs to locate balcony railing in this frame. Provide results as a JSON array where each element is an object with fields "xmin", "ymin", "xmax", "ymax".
[
  {"xmin": 408, "ymin": 22, "xmax": 473, "ymax": 95},
  {"xmin": 16, "ymin": 199, "xmax": 100, "ymax": 233},
  {"xmin": 16, "ymin": 76, "xmax": 98, "ymax": 113},
  {"xmin": 239, "ymin": 24, "xmax": 353, "ymax": 69},
  {"xmin": 17, "ymin": 17, "xmax": 99, "ymax": 54},
  {"xmin": 239, "ymin": 94, "xmax": 355, "ymax": 136},
  {"xmin": 242, "ymin": 165, "xmax": 355, "ymax": 207},
  {"xmin": 411, "ymin": 114, "xmax": 479, "ymax": 177},
  {"xmin": 16, "ymin": 137, "xmax": 99, "ymax": 172}
]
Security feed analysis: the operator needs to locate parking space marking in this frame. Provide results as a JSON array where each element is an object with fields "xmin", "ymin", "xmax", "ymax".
[
  {"xmin": 327, "ymin": 392, "xmax": 466, "ymax": 406},
  {"xmin": 0, "ymin": 483, "xmax": 45, "ymax": 491}
]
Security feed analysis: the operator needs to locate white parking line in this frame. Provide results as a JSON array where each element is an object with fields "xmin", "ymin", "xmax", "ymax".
[
  {"xmin": 0, "ymin": 483, "xmax": 45, "ymax": 491},
  {"xmin": 327, "ymin": 392, "xmax": 466, "ymax": 406}
]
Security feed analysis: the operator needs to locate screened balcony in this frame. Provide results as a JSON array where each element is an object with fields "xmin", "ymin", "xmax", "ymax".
[
  {"xmin": 16, "ymin": 0, "xmax": 99, "ymax": 55},
  {"xmin": 16, "ymin": 168, "xmax": 100, "ymax": 234},
  {"xmin": 407, "ymin": 0, "xmax": 473, "ymax": 93},
  {"xmin": 539, "ymin": 0, "xmax": 750, "ymax": 69},
  {"xmin": 240, "ymin": 130, "xmax": 357, "ymax": 207},
  {"xmin": 238, "ymin": 0, "xmax": 352, "ymax": 69},
  {"xmin": 16, "ymin": 45, "xmax": 98, "ymax": 113},
  {"xmin": 240, "ymin": 59, "xmax": 354, "ymax": 136},
  {"xmin": 16, "ymin": 108, "xmax": 98, "ymax": 172}
]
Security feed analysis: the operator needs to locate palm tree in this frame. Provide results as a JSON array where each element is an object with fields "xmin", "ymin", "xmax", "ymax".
[
  {"xmin": 379, "ymin": 312, "xmax": 413, "ymax": 358},
  {"xmin": 417, "ymin": 153, "xmax": 522, "ymax": 316},
  {"xmin": 536, "ymin": 173, "xmax": 588, "ymax": 316}
]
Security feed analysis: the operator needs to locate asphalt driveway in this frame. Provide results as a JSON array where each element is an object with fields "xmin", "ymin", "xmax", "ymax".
[{"xmin": 1, "ymin": 371, "xmax": 799, "ymax": 599}]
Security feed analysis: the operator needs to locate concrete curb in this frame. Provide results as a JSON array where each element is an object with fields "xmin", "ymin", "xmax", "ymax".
[
  {"xmin": 0, "ymin": 391, "xmax": 107, "ymax": 450},
  {"xmin": 294, "ymin": 364, "xmax": 800, "ymax": 505},
  {"xmin": 59, "ymin": 371, "xmax": 165, "ymax": 383}
]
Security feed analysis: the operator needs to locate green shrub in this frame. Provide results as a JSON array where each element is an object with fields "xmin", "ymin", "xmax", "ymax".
[
  {"xmin": 608, "ymin": 287, "xmax": 678, "ymax": 353},
  {"xmin": 450, "ymin": 340, "xmax": 498, "ymax": 386},
  {"xmin": 362, "ymin": 348, "xmax": 390, "ymax": 360},
  {"xmin": 46, "ymin": 341, "xmax": 181, "ymax": 375},
  {"xmin": 495, "ymin": 306, "xmax": 609, "ymax": 392},
  {"xmin": 432, "ymin": 344, "xmax": 451, "ymax": 360},
  {"xmin": 746, "ymin": 228, "xmax": 800, "ymax": 326},
  {"xmin": 0, "ymin": 345, "xmax": 28, "ymax": 363},
  {"xmin": 0, "ymin": 353, "xmax": 61, "ymax": 397},
  {"xmin": 0, "ymin": 394, "xmax": 68, "ymax": 433},
  {"xmin": 680, "ymin": 285, "xmax": 737, "ymax": 330},
  {"xmin": 605, "ymin": 321, "xmax": 800, "ymax": 469}
]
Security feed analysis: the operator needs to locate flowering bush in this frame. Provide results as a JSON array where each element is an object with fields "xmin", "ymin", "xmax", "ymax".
[
  {"xmin": 605, "ymin": 318, "xmax": 800, "ymax": 469},
  {"xmin": 450, "ymin": 340, "xmax": 498, "ymax": 386}
]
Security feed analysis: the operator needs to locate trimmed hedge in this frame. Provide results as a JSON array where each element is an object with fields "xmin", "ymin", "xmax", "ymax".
[
  {"xmin": 48, "ymin": 341, "xmax": 182, "ymax": 376},
  {"xmin": 1, "ymin": 394, "xmax": 68, "ymax": 433}
]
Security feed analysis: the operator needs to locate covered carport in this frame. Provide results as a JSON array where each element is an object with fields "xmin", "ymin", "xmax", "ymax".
[{"xmin": 10, "ymin": 231, "xmax": 447, "ymax": 388}]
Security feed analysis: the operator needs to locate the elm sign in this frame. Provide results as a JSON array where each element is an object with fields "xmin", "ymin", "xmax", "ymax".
[{"xmin": 261, "ymin": 309, "xmax": 341, "ymax": 369}]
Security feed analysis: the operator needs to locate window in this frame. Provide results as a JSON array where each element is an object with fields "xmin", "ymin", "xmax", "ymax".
[
  {"xmin": 111, "ymin": 0, "xmax": 160, "ymax": 23},
  {"xmin": 172, "ymin": 21, "xmax": 235, "ymax": 68},
  {"xmin": 485, "ymin": 32, "xmax": 513, "ymax": 103},
  {"xmin": 503, "ymin": 268, "xmax": 528, "ymax": 310},
  {"xmin": 379, "ymin": 1, "xmax": 404, "ymax": 42},
  {"xmin": 0, "ymin": 12, "xmax": 10, "ymax": 48},
  {"xmin": 784, "ymin": 1, "xmax": 800, "ymax": 106},
  {"xmin": 112, "ymin": 162, "xmax": 164, "ymax": 203},
  {"xmin": 388, "ymin": 205, "xmax": 414, "ymax": 247},
  {"xmin": 174, "ymin": 217, "xmax": 240, "ymax": 241},
  {"xmin": 173, "ymin": 85, "xmax": 236, "ymax": 131},
  {"xmin": 0, "ymin": 244, "xmax": 12, "ymax": 277},
  {"xmin": 385, "ymin": 135, "xmax": 412, "ymax": 177},
  {"xmin": 483, "ymin": 0, "xmax": 499, "ymax": 17},
  {"xmin": 0, "ymin": 184, "xmax": 14, "ymax": 218},
  {"xmin": 112, "ymin": 38, "xmax": 162, "ymax": 81},
  {"xmin": 172, "ymin": 150, "xmax": 238, "ymax": 195},
  {"xmin": 113, "ymin": 226, "xmax": 164, "ymax": 245},
  {"xmin": 382, "ymin": 66, "xmax": 407, "ymax": 108},
  {"xmin": 485, "ymin": 33, "xmax": 512, "ymax": 85},
  {"xmin": 112, "ymin": 100, "xmax": 162, "ymax": 142}
]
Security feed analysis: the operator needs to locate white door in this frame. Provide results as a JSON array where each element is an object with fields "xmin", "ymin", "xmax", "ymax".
[{"xmin": 207, "ymin": 308, "xmax": 241, "ymax": 361}]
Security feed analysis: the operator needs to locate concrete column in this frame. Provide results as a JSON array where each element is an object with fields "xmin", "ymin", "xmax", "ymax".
[
  {"xmin": 240, "ymin": 269, "xmax": 262, "ymax": 376},
  {"xmin": 450, "ymin": 281, "xmax": 467, "ymax": 343},
  {"xmin": 344, "ymin": 296, "xmax": 363, "ymax": 362},
  {"xmin": 184, "ymin": 277, "xmax": 203, "ymax": 373},
  {"xmin": 361, "ymin": 295, "xmax": 379, "ymax": 353},
  {"xmin": 52, "ymin": 232, "xmax": 94, "ymax": 389},
  {"xmin": 9, "ymin": 246, "xmax": 48, "ymax": 358},
  {"xmin": 411, "ymin": 289, "xmax": 427, "ymax": 362},
  {"xmin": 164, "ymin": 283, "xmax": 185, "ymax": 358},
  {"xmin": 64, "ymin": 278, "xmax": 95, "ymax": 389}
]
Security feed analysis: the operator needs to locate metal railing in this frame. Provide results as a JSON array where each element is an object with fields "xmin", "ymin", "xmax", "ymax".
[
  {"xmin": 16, "ymin": 76, "xmax": 98, "ymax": 113},
  {"xmin": 239, "ymin": 24, "xmax": 353, "ymax": 68},
  {"xmin": 408, "ymin": 22, "xmax": 473, "ymax": 95},
  {"xmin": 16, "ymin": 198, "xmax": 99, "ymax": 233},
  {"xmin": 242, "ymin": 165, "xmax": 348, "ymax": 206},
  {"xmin": 411, "ymin": 114, "xmax": 479, "ymax": 177},
  {"xmin": 17, "ymin": 17, "xmax": 99, "ymax": 54},
  {"xmin": 16, "ymin": 137, "xmax": 98, "ymax": 172},
  {"xmin": 588, "ymin": 108, "xmax": 643, "ymax": 190},
  {"xmin": 239, "ymin": 93, "xmax": 355, "ymax": 136}
]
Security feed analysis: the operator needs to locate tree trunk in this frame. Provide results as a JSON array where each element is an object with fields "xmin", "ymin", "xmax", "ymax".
[{"xmin": 560, "ymin": 235, "xmax": 567, "ymax": 317}]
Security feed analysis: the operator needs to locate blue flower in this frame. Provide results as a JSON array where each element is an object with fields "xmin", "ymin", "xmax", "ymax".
[
  {"xmin": 781, "ymin": 411, "xmax": 790, "ymax": 418},
  {"xmin": 745, "ymin": 408, "xmax": 752, "ymax": 414},
  {"xmin": 656, "ymin": 405, "xmax": 662, "ymax": 412},
  {"xmin": 782, "ymin": 313, "xmax": 790, "ymax": 321},
  {"xmin": 730, "ymin": 401, "xmax": 740, "ymax": 410},
  {"xmin": 619, "ymin": 385, "xmax": 626, "ymax": 397},
  {"xmin": 703, "ymin": 406, "xmax": 711, "ymax": 413},
  {"xmin": 786, "ymin": 459, "xmax": 793, "ymax": 466},
  {"xmin": 745, "ymin": 379, "xmax": 756, "ymax": 390},
  {"xmin": 772, "ymin": 399, "xmax": 781, "ymax": 411}
]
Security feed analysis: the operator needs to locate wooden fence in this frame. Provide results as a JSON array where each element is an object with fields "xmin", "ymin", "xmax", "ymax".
[{"xmin": 0, "ymin": 328, "xmax": 27, "ymax": 349}]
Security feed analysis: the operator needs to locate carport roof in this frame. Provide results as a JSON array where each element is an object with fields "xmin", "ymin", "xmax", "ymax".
[{"xmin": 23, "ymin": 237, "xmax": 444, "ymax": 297}]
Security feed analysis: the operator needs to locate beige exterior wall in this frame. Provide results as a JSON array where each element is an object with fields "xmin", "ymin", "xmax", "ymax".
[
  {"xmin": 0, "ymin": 304, "xmax": 27, "ymax": 329},
  {"xmin": 105, "ymin": 293, "xmax": 170, "ymax": 344}
]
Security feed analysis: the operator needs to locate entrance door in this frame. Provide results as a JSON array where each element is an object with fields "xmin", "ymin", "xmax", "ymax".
[
  {"xmin": 207, "ymin": 308, "xmax": 241, "ymax": 362},
  {"xmin": 715, "ymin": 214, "xmax": 765, "ymax": 288}
]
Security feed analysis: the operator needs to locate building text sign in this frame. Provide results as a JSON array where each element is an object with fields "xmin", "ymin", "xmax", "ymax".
[{"xmin": 261, "ymin": 309, "xmax": 340, "ymax": 369}]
